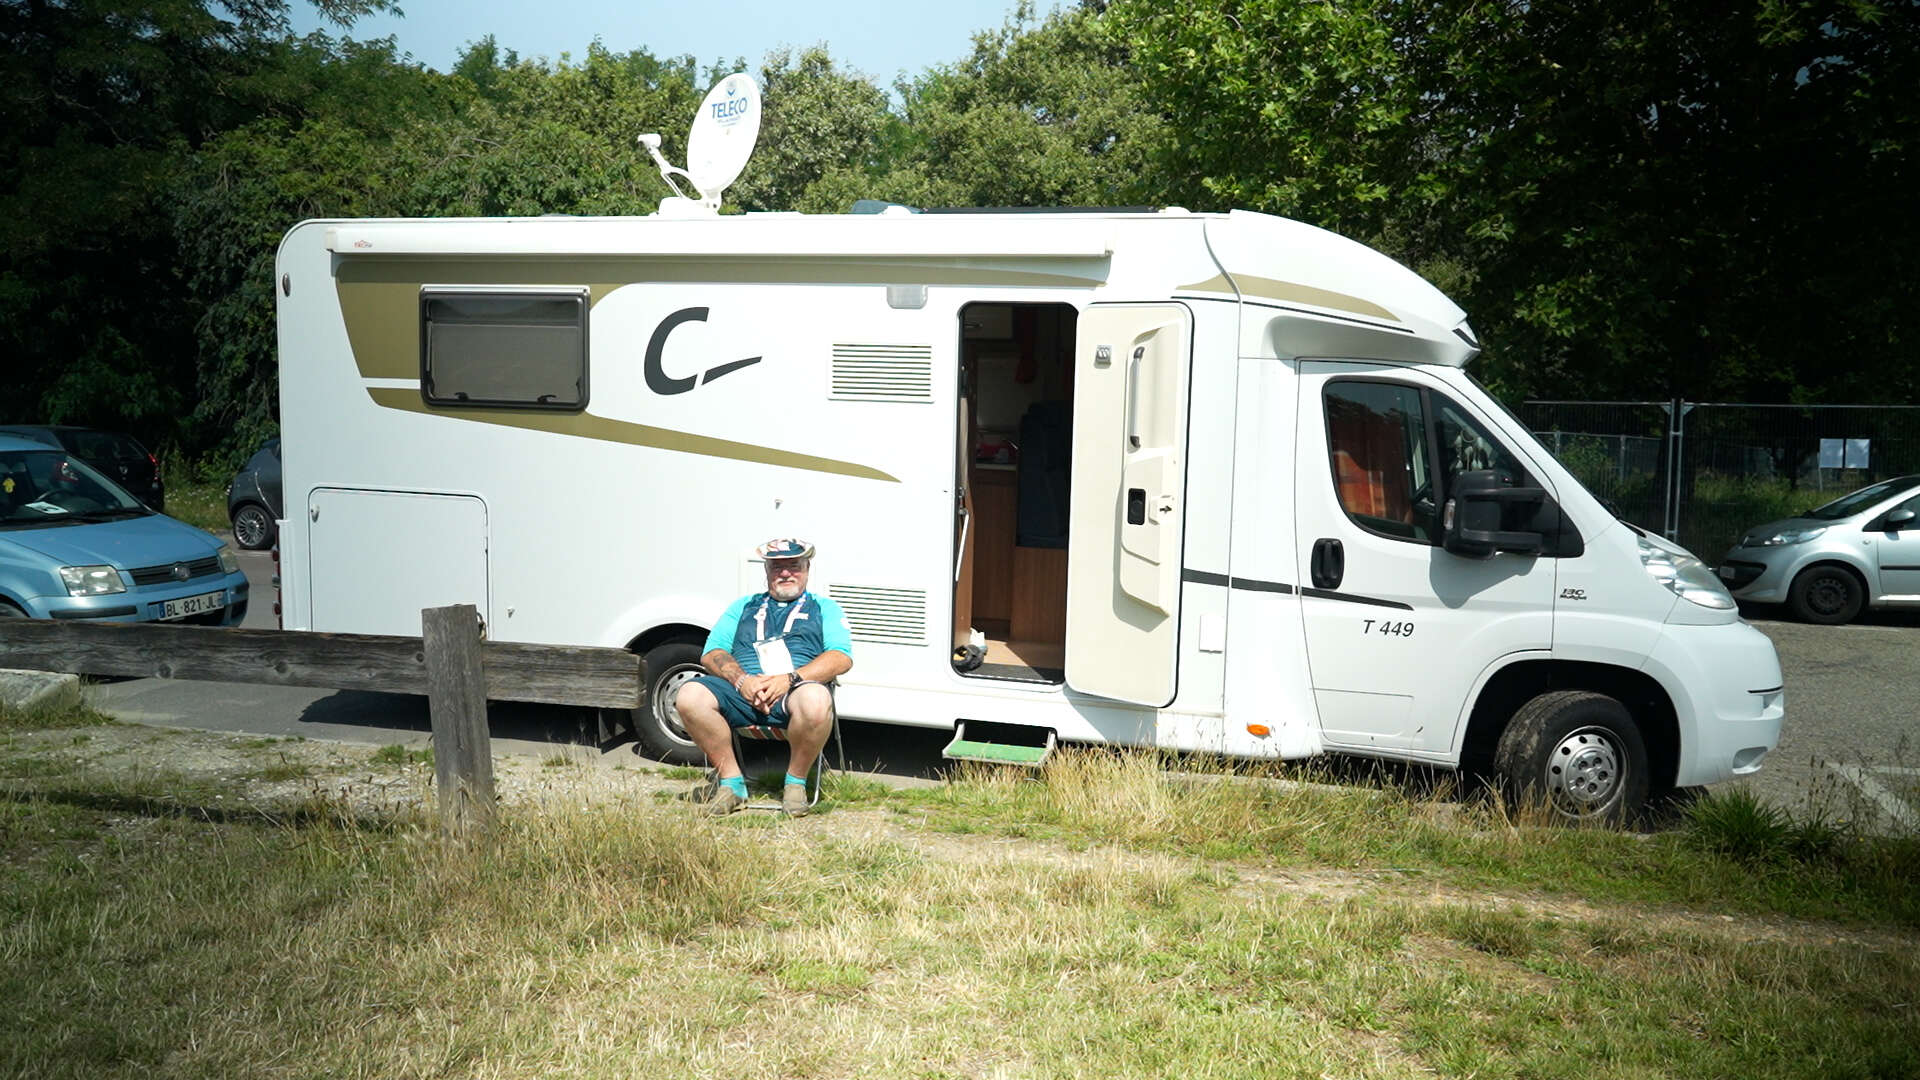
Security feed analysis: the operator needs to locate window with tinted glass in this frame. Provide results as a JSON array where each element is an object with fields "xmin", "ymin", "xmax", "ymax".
[
  {"xmin": 421, "ymin": 288, "xmax": 589, "ymax": 409},
  {"xmin": 1325, "ymin": 381, "xmax": 1543, "ymax": 547},
  {"xmin": 1324, "ymin": 382, "xmax": 1432, "ymax": 541}
]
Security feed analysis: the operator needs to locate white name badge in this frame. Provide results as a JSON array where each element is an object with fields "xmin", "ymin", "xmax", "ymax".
[{"xmin": 754, "ymin": 638, "xmax": 795, "ymax": 676}]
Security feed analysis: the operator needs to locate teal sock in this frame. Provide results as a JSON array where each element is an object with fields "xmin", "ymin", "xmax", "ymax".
[
  {"xmin": 784, "ymin": 773, "xmax": 809, "ymax": 788},
  {"xmin": 720, "ymin": 775, "xmax": 748, "ymax": 798}
]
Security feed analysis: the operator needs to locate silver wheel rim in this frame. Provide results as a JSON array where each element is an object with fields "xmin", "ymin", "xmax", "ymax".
[
  {"xmin": 234, "ymin": 506, "xmax": 268, "ymax": 548},
  {"xmin": 1545, "ymin": 725, "xmax": 1624, "ymax": 817},
  {"xmin": 650, "ymin": 664, "xmax": 706, "ymax": 748}
]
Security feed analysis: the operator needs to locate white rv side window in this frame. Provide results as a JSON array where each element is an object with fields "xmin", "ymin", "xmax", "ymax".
[
  {"xmin": 420, "ymin": 288, "xmax": 588, "ymax": 410},
  {"xmin": 1324, "ymin": 381, "xmax": 1433, "ymax": 542}
]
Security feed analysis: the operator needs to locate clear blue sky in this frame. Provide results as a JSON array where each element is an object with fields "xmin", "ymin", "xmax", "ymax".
[{"xmin": 288, "ymin": 0, "xmax": 1049, "ymax": 87}]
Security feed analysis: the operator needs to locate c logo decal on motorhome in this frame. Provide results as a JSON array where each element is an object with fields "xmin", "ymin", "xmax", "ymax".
[{"xmin": 645, "ymin": 306, "xmax": 762, "ymax": 395}]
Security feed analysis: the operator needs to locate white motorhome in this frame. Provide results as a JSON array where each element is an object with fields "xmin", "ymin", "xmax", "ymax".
[{"xmin": 273, "ymin": 205, "xmax": 1784, "ymax": 820}]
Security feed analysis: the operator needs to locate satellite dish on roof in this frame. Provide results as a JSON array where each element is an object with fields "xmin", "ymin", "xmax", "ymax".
[{"xmin": 639, "ymin": 73, "xmax": 761, "ymax": 216}]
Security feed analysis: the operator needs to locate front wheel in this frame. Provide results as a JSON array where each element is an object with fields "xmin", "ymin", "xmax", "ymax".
[
  {"xmin": 1494, "ymin": 691, "xmax": 1649, "ymax": 823},
  {"xmin": 627, "ymin": 640, "xmax": 710, "ymax": 766},
  {"xmin": 231, "ymin": 502, "xmax": 276, "ymax": 551},
  {"xmin": 1787, "ymin": 565, "xmax": 1863, "ymax": 625}
]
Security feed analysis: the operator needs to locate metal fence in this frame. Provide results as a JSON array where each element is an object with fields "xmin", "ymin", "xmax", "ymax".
[{"xmin": 1518, "ymin": 401, "xmax": 1920, "ymax": 563}]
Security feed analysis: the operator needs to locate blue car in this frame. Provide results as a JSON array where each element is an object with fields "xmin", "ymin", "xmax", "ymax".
[{"xmin": 0, "ymin": 434, "xmax": 249, "ymax": 623}]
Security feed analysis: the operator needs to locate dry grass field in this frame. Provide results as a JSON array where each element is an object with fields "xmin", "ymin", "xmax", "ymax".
[{"xmin": 3, "ymin": 697, "xmax": 1917, "ymax": 1079}]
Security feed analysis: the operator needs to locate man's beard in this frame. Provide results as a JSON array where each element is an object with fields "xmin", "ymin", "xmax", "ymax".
[{"xmin": 770, "ymin": 580, "xmax": 804, "ymax": 601}]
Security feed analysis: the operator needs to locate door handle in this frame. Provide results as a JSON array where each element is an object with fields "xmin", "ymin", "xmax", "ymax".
[
  {"xmin": 1311, "ymin": 538, "xmax": 1344, "ymax": 590},
  {"xmin": 1125, "ymin": 344, "xmax": 1146, "ymax": 449}
]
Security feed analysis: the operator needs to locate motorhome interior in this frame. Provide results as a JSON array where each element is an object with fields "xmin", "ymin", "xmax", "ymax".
[{"xmin": 952, "ymin": 302, "xmax": 1077, "ymax": 684}]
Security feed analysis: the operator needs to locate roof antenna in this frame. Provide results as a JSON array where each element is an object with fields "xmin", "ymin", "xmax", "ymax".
[{"xmin": 639, "ymin": 72, "xmax": 761, "ymax": 218}]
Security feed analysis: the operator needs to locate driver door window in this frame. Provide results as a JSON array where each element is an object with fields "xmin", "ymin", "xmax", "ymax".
[
  {"xmin": 1324, "ymin": 382, "xmax": 1433, "ymax": 542},
  {"xmin": 1325, "ymin": 381, "xmax": 1538, "ymax": 547}
]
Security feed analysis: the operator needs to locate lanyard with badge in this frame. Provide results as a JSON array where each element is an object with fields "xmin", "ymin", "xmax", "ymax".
[{"xmin": 751, "ymin": 595, "xmax": 808, "ymax": 675}]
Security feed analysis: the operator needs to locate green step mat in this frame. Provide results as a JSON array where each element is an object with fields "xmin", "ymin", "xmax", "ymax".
[{"xmin": 942, "ymin": 730, "xmax": 1055, "ymax": 766}]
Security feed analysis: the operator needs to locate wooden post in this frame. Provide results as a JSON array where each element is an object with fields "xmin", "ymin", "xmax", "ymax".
[{"xmin": 422, "ymin": 604, "xmax": 495, "ymax": 836}]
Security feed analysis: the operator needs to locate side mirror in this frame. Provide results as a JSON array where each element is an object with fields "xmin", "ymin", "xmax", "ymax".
[
  {"xmin": 1443, "ymin": 470, "xmax": 1546, "ymax": 558},
  {"xmin": 1884, "ymin": 508, "xmax": 1916, "ymax": 531}
]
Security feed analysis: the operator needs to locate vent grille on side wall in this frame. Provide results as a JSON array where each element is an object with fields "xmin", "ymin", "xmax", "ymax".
[
  {"xmin": 830, "ymin": 344, "xmax": 935, "ymax": 402},
  {"xmin": 827, "ymin": 585, "xmax": 928, "ymax": 646}
]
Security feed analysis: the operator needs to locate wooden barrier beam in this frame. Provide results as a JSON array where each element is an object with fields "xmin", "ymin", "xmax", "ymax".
[{"xmin": 0, "ymin": 619, "xmax": 640, "ymax": 709}]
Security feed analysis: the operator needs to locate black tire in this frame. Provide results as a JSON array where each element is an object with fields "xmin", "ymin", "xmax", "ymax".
[
  {"xmin": 1787, "ymin": 564, "xmax": 1864, "ymax": 625},
  {"xmin": 0, "ymin": 599, "xmax": 26, "ymax": 617},
  {"xmin": 1494, "ymin": 690, "xmax": 1649, "ymax": 823},
  {"xmin": 627, "ymin": 640, "xmax": 710, "ymax": 765},
  {"xmin": 231, "ymin": 502, "xmax": 276, "ymax": 551}
]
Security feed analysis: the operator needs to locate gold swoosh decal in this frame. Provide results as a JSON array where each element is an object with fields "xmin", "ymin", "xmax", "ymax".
[
  {"xmin": 1178, "ymin": 273, "xmax": 1399, "ymax": 323},
  {"xmin": 366, "ymin": 387, "xmax": 898, "ymax": 483},
  {"xmin": 336, "ymin": 256, "xmax": 1109, "ymax": 379}
]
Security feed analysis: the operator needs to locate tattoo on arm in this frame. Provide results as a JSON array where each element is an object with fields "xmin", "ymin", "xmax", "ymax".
[{"xmin": 703, "ymin": 649, "xmax": 744, "ymax": 682}]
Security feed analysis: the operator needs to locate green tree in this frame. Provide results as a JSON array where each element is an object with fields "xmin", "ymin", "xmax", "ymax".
[
  {"xmin": 1106, "ymin": 0, "xmax": 1920, "ymax": 405},
  {"xmin": 872, "ymin": 4, "xmax": 1171, "ymax": 211},
  {"xmin": 170, "ymin": 34, "xmax": 449, "ymax": 461},
  {"xmin": 726, "ymin": 46, "xmax": 892, "ymax": 214},
  {"xmin": 0, "ymin": 0, "xmax": 397, "ymax": 457}
]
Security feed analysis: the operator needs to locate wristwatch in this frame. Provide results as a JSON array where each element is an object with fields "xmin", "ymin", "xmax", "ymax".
[{"xmin": 787, "ymin": 671, "xmax": 802, "ymax": 691}]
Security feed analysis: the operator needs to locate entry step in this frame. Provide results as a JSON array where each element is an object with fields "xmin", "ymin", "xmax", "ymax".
[{"xmin": 942, "ymin": 722, "xmax": 1056, "ymax": 767}]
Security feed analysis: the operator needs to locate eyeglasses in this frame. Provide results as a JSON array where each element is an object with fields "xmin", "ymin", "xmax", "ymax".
[{"xmin": 766, "ymin": 562, "xmax": 807, "ymax": 577}]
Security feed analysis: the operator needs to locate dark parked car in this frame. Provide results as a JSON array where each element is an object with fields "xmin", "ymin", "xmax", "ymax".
[
  {"xmin": 0, "ymin": 425, "xmax": 163, "ymax": 510},
  {"xmin": 225, "ymin": 437, "xmax": 282, "ymax": 550}
]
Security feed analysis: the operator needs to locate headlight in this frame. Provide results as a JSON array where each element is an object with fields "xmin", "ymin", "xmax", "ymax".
[
  {"xmin": 217, "ymin": 545, "xmax": 240, "ymax": 574},
  {"xmin": 1637, "ymin": 534, "xmax": 1736, "ymax": 609},
  {"xmin": 1745, "ymin": 525, "xmax": 1826, "ymax": 547},
  {"xmin": 59, "ymin": 565, "xmax": 127, "ymax": 596}
]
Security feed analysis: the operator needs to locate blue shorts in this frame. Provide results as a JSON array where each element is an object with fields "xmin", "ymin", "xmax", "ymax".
[{"xmin": 689, "ymin": 675, "xmax": 820, "ymax": 729}]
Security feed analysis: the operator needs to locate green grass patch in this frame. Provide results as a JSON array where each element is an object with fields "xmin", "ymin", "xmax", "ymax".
[
  {"xmin": 843, "ymin": 750, "xmax": 1920, "ymax": 929},
  {"xmin": 0, "ymin": 695, "xmax": 118, "ymax": 733},
  {"xmin": 370, "ymin": 744, "xmax": 432, "ymax": 767},
  {"xmin": 0, "ymin": 755, "xmax": 84, "ymax": 780},
  {"xmin": 252, "ymin": 761, "xmax": 313, "ymax": 783},
  {"xmin": 156, "ymin": 460, "xmax": 229, "ymax": 533}
]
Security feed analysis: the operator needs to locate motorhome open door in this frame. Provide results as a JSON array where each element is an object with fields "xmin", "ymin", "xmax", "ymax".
[{"xmin": 1065, "ymin": 303, "xmax": 1193, "ymax": 706}]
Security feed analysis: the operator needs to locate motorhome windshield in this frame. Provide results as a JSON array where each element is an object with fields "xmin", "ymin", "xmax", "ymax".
[
  {"xmin": 1805, "ymin": 475, "xmax": 1920, "ymax": 520},
  {"xmin": 0, "ymin": 449, "xmax": 150, "ymax": 528}
]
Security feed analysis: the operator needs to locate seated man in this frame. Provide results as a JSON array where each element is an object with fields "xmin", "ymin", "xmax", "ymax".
[{"xmin": 674, "ymin": 538, "xmax": 853, "ymax": 816}]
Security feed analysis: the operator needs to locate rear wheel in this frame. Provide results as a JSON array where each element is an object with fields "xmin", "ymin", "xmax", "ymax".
[
  {"xmin": 231, "ymin": 502, "xmax": 276, "ymax": 551},
  {"xmin": 1495, "ymin": 691, "xmax": 1649, "ymax": 823},
  {"xmin": 1787, "ymin": 565, "xmax": 1864, "ymax": 625},
  {"xmin": 628, "ymin": 640, "xmax": 709, "ymax": 765}
]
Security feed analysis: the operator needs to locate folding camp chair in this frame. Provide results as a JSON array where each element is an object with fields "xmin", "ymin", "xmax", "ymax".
[{"xmin": 728, "ymin": 711, "xmax": 845, "ymax": 811}]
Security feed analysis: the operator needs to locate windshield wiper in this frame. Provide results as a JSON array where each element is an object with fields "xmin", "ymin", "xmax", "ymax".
[{"xmin": 64, "ymin": 507, "xmax": 151, "ymax": 523}]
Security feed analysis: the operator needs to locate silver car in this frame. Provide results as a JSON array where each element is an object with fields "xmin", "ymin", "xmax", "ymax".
[{"xmin": 1718, "ymin": 474, "xmax": 1920, "ymax": 624}]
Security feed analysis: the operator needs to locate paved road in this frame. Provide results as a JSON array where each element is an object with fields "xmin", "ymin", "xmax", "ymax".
[
  {"xmin": 86, "ymin": 547, "xmax": 1920, "ymax": 816},
  {"xmin": 1734, "ymin": 605, "xmax": 1920, "ymax": 827}
]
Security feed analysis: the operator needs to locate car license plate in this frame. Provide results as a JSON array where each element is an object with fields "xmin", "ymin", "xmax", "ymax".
[
  {"xmin": 1717, "ymin": 565, "xmax": 1735, "ymax": 580},
  {"xmin": 160, "ymin": 590, "xmax": 227, "ymax": 621}
]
